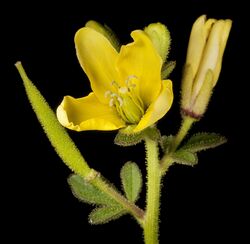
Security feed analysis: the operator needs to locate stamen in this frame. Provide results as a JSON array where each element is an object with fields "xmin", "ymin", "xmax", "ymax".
[
  {"xmin": 117, "ymin": 97, "xmax": 123, "ymax": 106},
  {"xmin": 125, "ymin": 75, "xmax": 138, "ymax": 85},
  {"xmin": 105, "ymin": 90, "xmax": 112, "ymax": 98},
  {"xmin": 109, "ymin": 98, "xmax": 114, "ymax": 107},
  {"xmin": 104, "ymin": 75, "xmax": 144, "ymax": 124},
  {"xmin": 111, "ymin": 80, "xmax": 120, "ymax": 89},
  {"xmin": 119, "ymin": 87, "xmax": 128, "ymax": 94}
]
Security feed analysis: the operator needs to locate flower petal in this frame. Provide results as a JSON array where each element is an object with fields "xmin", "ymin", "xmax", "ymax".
[
  {"xmin": 56, "ymin": 93, "xmax": 126, "ymax": 131},
  {"xmin": 75, "ymin": 27, "xmax": 119, "ymax": 103},
  {"xmin": 192, "ymin": 19, "xmax": 231, "ymax": 98},
  {"xmin": 117, "ymin": 30, "xmax": 162, "ymax": 107},
  {"xmin": 212, "ymin": 19, "xmax": 232, "ymax": 86},
  {"xmin": 186, "ymin": 15, "xmax": 215, "ymax": 77},
  {"xmin": 133, "ymin": 80, "xmax": 173, "ymax": 132}
]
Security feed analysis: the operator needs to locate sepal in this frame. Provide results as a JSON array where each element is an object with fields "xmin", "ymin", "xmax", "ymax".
[
  {"xmin": 114, "ymin": 126, "xmax": 160, "ymax": 146},
  {"xmin": 161, "ymin": 61, "xmax": 176, "ymax": 79}
]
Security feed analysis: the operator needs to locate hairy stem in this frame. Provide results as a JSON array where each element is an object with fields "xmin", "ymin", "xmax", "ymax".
[
  {"xmin": 161, "ymin": 116, "xmax": 195, "ymax": 174},
  {"xmin": 143, "ymin": 137, "xmax": 161, "ymax": 244},
  {"xmin": 172, "ymin": 116, "xmax": 195, "ymax": 151},
  {"xmin": 92, "ymin": 176, "xmax": 145, "ymax": 224}
]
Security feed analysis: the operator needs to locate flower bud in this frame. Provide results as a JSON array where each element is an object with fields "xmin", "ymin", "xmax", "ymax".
[
  {"xmin": 181, "ymin": 15, "xmax": 232, "ymax": 119},
  {"xmin": 144, "ymin": 22, "xmax": 171, "ymax": 63}
]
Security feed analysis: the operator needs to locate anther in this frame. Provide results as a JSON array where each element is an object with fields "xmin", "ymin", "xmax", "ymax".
[
  {"xmin": 119, "ymin": 87, "xmax": 128, "ymax": 94},
  {"xmin": 105, "ymin": 90, "xmax": 112, "ymax": 98},
  {"xmin": 109, "ymin": 98, "xmax": 114, "ymax": 107},
  {"xmin": 125, "ymin": 75, "xmax": 137, "ymax": 87},
  {"xmin": 111, "ymin": 80, "xmax": 120, "ymax": 89},
  {"xmin": 117, "ymin": 97, "xmax": 123, "ymax": 106}
]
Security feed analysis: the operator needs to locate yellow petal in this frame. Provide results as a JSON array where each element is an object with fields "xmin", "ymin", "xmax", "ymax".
[
  {"xmin": 85, "ymin": 20, "xmax": 120, "ymax": 51},
  {"xmin": 56, "ymin": 93, "xmax": 126, "ymax": 131},
  {"xmin": 186, "ymin": 15, "xmax": 215, "ymax": 77},
  {"xmin": 133, "ymin": 80, "xmax": 173, "ymax": 132},
  {"xmin": 193, "ymin": 69, "xmax": 214, "ymax": 116},
  {"xmin": 117, "ymin": 30, "xmax": 162, "ymax": 107},
  {"xmin": 192, "ymin": 19, "xmax": 222, "ymax": 98},
  {"xmin": 212, "ymin": 19, "xmax": 232, "ymax": 86},
  {"xmin": 75, "ymin": 27, "xmax": 119, "ymax": 103},
  {"xmin": 181, "ymin": 64, "xmax": 194, "ymax": 110}
]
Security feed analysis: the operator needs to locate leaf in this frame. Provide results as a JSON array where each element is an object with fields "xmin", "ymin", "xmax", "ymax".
[
  {"xmin": 181, "ymin": 133, "xmax": 227, "ymax": 152},
  {"xmin": 160, "ymin": 135, "xmax": 174, "ymax": 153},
  {"xmin": 68, "ymin": 174, "xmax": 118, "ymax": 206},
  {"xmin": 15, "ymin": 62, "xmax": 91, "ymax": 178},
  {"xmin": 120, "ymin": 162, "xmax": 142, "ymax": 202},
  {"xmin": 172, "ymin": 150, "xmax": 198, "ymax": 166},
  {"xmin": 89, "ymin": 206, "xmax": 126, "ymax": 225},
  {"xmin": 161, "ymin": 61, "xmax": 176, "ymax": 79}
]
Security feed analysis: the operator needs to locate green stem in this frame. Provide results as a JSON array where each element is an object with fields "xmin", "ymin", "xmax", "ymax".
[
  {"xmin": 143, "ymin": 137, "xmax": 161, "ymax": 244},
  {"xmin": 172, "ymin": 116, "xmax": 195, "ymax": 151},
  {"xmin": 92, "ymin": 175, "xmax": 145, "ymax": 224},
  {"xmin": 160, "ymin": 156, "xmax": 174, "ymax": 176},
  {"xmin": 161, "ymin": 116, "xmax": 195, "ymax": 175}
]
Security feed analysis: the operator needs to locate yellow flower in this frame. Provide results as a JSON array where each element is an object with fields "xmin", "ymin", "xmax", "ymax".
[
  {"xmin": 57, "ymin": 24, "xmax": 173, "ymax": 133},
  {"xmin": 181, "ymin": 15, "xmax": 232, "ymax": 118}
]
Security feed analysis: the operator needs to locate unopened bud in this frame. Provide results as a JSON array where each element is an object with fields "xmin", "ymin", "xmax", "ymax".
[{"xmin": 181, "ymin": 15, "xmax": 232, "ymax": 118}]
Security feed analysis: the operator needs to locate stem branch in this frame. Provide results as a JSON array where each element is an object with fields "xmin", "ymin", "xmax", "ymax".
[
  {"xmin": 172, "ymin": 116, "xmax": 195, "ymax": 151},
  {"xmin": 161, "ymin": 116, "xmax": 195, "ymax": 174},
  {"xmin": 92, "ymin": 175, "xmax": 145, "ymax": 224}
]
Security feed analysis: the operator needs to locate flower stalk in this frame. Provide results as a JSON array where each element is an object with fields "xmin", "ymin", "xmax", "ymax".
[
  {"xmin": 160, "ymin": 116, "xmax": 195, "ymax": 175},
  {"xmin": 172, "ymin": 116, "xmax": 195, "ymax": 151}
]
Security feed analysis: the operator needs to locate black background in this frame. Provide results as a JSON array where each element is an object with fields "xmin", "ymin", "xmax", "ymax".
[{"xmin": 2, "ymin": 0, "xmax": 247, "ymax": 243}]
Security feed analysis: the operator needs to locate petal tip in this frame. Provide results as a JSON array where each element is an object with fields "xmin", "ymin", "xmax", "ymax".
[{"xmin": 56, "ymin": 102, "xmax": 70, "ymax": 127}]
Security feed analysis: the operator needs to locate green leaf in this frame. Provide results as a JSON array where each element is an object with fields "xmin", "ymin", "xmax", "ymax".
[
  {"xmin": 160, "ymin": 135, "xmax": 174, "ymax": 153},
  {"xmin": 161, "ymin": 61, "xmax": 176, "ymax": 79},
  {"xmin": 181, "ymin": 133, "xmax": 227, "ymax": 152},
  {"xmin": 89, "ymin": 206, "xmax": 126, "ymax": 225},
  {"xmin": 120, "ymin": 162, "xmax": 142, "ymax": 202},
  {"xmin": 15, "ymin": 62, "xmax": 91, "ymax": 178},
  {"xmin": 172, "ymin": 150, "xmax": 198, "ymax": 166},
  {"xmin": 68, "ymin": 174, "xmax": 118, "ymax": 206}
]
